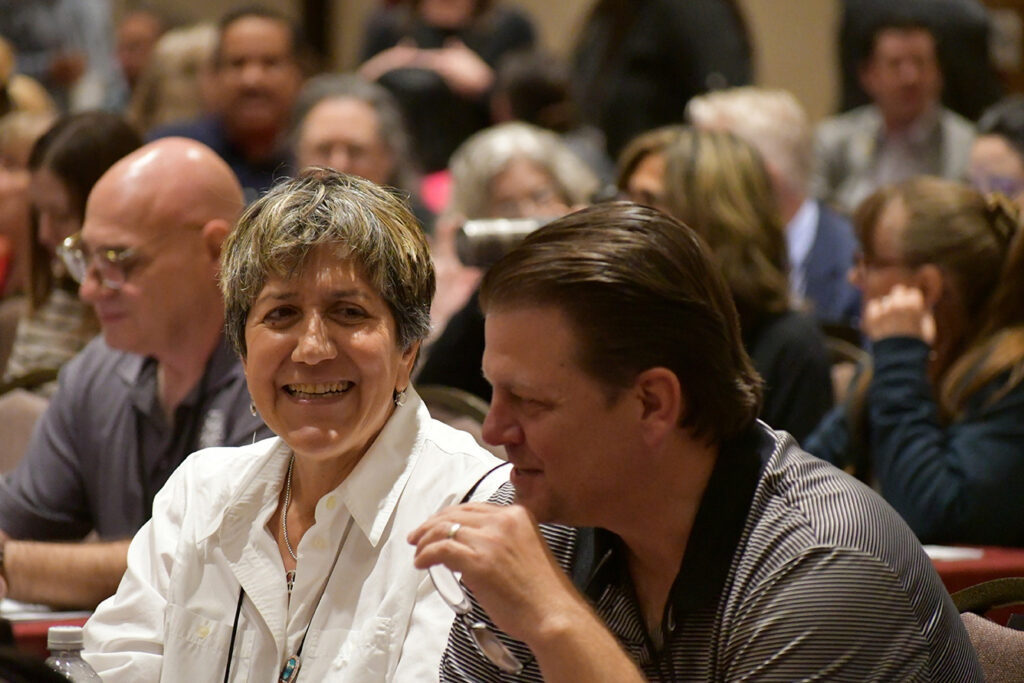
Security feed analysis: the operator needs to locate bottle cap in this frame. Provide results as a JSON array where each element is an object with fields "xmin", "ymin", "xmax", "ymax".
[{"xmin": 47, "ymin": 625, "xmax": 84, "ymax": 650}]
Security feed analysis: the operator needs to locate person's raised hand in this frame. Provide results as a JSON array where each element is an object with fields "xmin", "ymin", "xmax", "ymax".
[
  {"xmin": 862, "ymin": 284, "xmax": 936, "ymax": 344},
  {"xmin": 423, "ymin": 39, "xmax": 493, "ymax": 98},
  {"xmin": 409, "ymin": 502, "xmax": 587, "ymax": 643},
  {"xmin": 358, "ymin": 39, "xmax": 422, "ymax": 82}
]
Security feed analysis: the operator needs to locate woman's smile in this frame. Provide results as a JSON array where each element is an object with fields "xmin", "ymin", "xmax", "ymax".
[{"xmin": 283, "ymin": 380, "xmax": 355, "ymax": 399}]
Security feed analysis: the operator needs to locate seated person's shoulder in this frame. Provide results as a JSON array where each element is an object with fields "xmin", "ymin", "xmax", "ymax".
[
  {"xmin": 754, "ymin": 310, "xmax": 828, "ymax": 360},
  {"xmin": 815, "ymin": 105, "xmax": 877, "ymax": 141},
  {"xmin": 163, "ymin": 435, "xmax": 283, "ymax": 510},
  {"xmin": 53, "ymin": 336, "xmax": 136, "ymax": 398},
  {"xmin": 747, "ymin": 439, "xmax": 932, "ymax": 580}
]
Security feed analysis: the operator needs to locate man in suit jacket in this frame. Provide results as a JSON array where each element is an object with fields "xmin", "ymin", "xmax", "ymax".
[
  {"xmin": 812, "ymin": 15, "xmax": 975, "ymax": 215},
  {"xmin": 689, "ymin": 87, "xmax": 861, "ymax": 329},
  {"xmin": 838, "ymin": 0, "xmax": 1002, "ymax": 121}
]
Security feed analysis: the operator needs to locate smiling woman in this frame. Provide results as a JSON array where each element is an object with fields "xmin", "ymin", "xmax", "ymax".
[{"xmin": 82, "ymin": 169, "xmax": 506, "ymax": 682}]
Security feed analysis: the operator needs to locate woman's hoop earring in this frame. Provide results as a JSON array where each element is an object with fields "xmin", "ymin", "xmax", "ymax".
[{"xmin": 250, "ymin": 401, "xmax": 257, "ymax": 416}]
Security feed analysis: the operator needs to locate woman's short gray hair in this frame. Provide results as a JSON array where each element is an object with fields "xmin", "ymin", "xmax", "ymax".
[
  {"xmin": 448, "ymin": 121, "xmax": 599, "ymax": 218},
  {"xmin": 220, "ymin": 168, "xmax": 435, "ymax": 357}
]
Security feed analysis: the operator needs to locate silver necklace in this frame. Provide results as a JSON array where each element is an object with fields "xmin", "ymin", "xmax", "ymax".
[{"xmin": 282, "ymin": 454, "xmax": 297, "ymax": 593}]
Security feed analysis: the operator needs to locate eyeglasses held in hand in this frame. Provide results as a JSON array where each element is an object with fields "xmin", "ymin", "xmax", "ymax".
[{"xmin": 428, "ymin": 564, "xmax": 523, "ymax": 674}]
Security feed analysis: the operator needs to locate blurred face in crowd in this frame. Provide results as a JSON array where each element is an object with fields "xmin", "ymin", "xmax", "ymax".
[
  {"xmin": 117, "ymin": 11, "xmax": 163, "ymax": 88},
  {"xmin": 860, "ymin": 28, "xmax": 942, "ymax": 130},
  {"xmin": 79, "ymin": 200, "xmax": 209, "ymax": 356},
  {"xmin": 418, "ymin": 0, "xmax": 478, "ymax": 29},
  {"xmin": 30, "ymin": 168, "xmax": 79, "ymax": 258},
  {"xmin": 486, "ymin": 157, "xmax": 571, "ymax": 219},
  {"xmin": 969, "ymin": 134, "xmax": 1024, "ymax": 204},
  {"xmin": 296, "ymin": 98, "xmax": 395, "ymax": 186},
  {"xmin": 215, "ymin": 16, "xmax": 302, "ymax": 138},
  {"xmin": 849, "ymin": 197, "xmax": 918, "ymax": 305},
  {"xmin": 77, "ymin": 141, "xmax": 236, "ymax": 359},
  {"xmin": 623, "ymin": 152, "xmax": 668, "ymax": 214}
]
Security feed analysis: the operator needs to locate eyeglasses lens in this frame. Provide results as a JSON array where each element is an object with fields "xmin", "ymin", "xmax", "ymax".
[{"xmin": 428, "ymin": 564, "xmax": 522, "ymax": 674}]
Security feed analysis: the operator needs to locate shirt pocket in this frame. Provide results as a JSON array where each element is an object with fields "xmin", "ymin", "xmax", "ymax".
[
  {"xmin": 309, "ymin": 616, "xmax": 396, "ymax": 681},
  {"xmin": 161, "ymin": 603, "xmax": 253, "ymax": 682}
]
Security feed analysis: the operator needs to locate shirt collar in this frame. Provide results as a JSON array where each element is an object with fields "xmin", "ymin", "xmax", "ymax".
[
  {"xmin": 786, "ymin": 198, "xmax": 819, "ymax": 296},
  {"xmin": 120, "ymin": 334, "xmax": 240, "ymax": 409},
  {"xmin": 878, "ymin": 104, "xmax": 941, "ymax": 146},
  {"xmin": 335, "ymin": 388, "xmax": 427, "ymax": 547},
  {"xmin": 570, "ymin": 422, "xmax": 772, "ymax": 614},
  {"xmin": 205, "ymin": 388, "xmax": 429, "ymax": 548}
]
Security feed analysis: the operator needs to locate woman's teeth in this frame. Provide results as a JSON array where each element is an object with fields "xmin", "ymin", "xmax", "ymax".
[{"xmin": 285, "ymin": 381, "xmax": 353, "ymax": 398}]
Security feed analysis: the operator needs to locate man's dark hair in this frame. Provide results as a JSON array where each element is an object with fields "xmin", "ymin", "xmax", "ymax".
[
  {"xmin": 479, "ymin": 202, "xmax": 763, "ymax": 445},
  {"xmin": 213, "ymin": 5, "xmax": 303, "ymax": 68},
  {"xmin": 860, "ymin": 13, "xmax": 937, "ymax": 66}
]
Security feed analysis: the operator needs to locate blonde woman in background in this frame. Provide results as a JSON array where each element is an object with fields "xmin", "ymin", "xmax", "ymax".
[
  {"xmin": 127, "ymin": 23, "xmax": 217, "ymax": 136},
  {"xmin": 660, "ymin": 128, "xmax": 833, "ymax": 442}
]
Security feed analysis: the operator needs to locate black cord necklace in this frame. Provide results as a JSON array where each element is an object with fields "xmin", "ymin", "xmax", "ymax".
[{"xmin": 223, "ymin": 513, "xmax": 355, "ymax": 682}]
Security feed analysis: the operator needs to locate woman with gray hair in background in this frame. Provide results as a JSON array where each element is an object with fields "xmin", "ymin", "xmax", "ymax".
[
  {"xmin": 291, "ymin": 74, "xmax": 434, "ymax": 232},
  {"xmin": 83, "ymin": 169, "xmax": 505, "ymax": 681},
  {"xmin": 421, "ymin": 121, "xmax": 598, "ymax": 400}
]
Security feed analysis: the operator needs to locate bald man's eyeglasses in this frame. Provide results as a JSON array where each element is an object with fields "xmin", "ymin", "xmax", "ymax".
[{"xmin": 58, "ymin": 229, "xmax": 192, "ymax": 291}]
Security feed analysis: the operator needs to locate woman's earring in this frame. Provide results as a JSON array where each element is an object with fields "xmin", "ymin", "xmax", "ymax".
[
  {"xmin": 250, "ymin": 400, "xmax": 258, "ymax": 416},
  {"xmin": 394, "ymin": 388, "xmax": 407, "ymax": 407}
]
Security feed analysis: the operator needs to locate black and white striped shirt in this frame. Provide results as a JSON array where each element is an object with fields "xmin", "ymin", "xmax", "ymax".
[{"xmin": 440, "ymin": 424, "xmax": 982, "ymax": 681}]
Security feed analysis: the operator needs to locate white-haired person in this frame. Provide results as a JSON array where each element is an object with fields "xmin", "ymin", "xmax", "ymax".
[{"xmin": 419, "ymin": 121, "xmax": 598, "ymax": 400}]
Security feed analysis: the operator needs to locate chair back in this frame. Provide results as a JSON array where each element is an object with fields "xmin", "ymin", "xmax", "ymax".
[
  {"xmin": 416, "ymin": 384, "xmax": 505, "ymax": 460},
  {"xmin": 0, "ymin": 296, "xmax": 27, "ymax": 372},
  {"xmin": 824, "ymin": 335, "xmax": 869, "ymax": 404},
  {"xmin": 953, "ymin": 577, "xmax": 1024, "ymax": 682},
  {"xmin": 0, "ymin": 388, "xmax": 48, "ymax": 473}
]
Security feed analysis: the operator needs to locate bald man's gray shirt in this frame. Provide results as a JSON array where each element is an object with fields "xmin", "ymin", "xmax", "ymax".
[{"xmin": 0, "ymin": 336, "xmax": 271, "ymax": 540}]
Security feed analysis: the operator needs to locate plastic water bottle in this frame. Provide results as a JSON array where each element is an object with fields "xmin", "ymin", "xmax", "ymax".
[{"xmin": 45, "ymin": 625, "xmax": 102, "ymax": 682}]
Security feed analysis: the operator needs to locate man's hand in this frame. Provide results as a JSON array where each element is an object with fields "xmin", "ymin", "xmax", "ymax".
[
  {"xmin": 408, "ymin": 502, "xmax": 586, "ymax": 643},
  {"xmin": 862, "ymin": 284, "xmax": 936, "ymax": 343}
]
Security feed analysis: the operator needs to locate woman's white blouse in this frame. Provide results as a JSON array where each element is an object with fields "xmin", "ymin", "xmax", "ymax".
[{"xmin": 82, "ymin": 391, "xmax": 506, "ymax": 682}]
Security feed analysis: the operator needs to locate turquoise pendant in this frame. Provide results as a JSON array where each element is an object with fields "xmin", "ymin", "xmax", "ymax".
[{"xmin": 279, "ymin": 655, "xmax": 301, "ymax": 682}]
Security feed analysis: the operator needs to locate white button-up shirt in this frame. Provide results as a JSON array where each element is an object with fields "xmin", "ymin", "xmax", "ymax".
[{"xmin": 83, "ymin": 391, "xmax": 506, "ymax": 681}]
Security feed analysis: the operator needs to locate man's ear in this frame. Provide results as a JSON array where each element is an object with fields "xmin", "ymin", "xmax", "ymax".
[
  {"xmin": 633, "ymin": 367, "xmax": 683, "ymax": 446},
  {"xmin": 201, "ymin": 219, "xmax": 231, "ymax": 263},
  {"xmin": 915, "ymin": 263, "xmax": 944, "ymax": 307}
]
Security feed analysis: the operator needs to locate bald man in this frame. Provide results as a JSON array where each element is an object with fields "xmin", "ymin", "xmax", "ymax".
[{"xmin": 0, "ymin": 139, "xmax": 271, "ymax": 608}]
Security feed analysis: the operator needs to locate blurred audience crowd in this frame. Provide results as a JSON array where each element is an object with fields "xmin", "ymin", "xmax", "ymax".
[{"xmin": 0, "ymin": 0, "xmax": 1022, "ymax": 634}]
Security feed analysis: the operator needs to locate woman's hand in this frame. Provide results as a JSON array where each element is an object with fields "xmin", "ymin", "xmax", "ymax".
[
  {"xmin": 359, "ymin": 39, "xmax": 422, "ymax": 82},
  {"xmin": 409, "ymin": 502, "xmax": 588, "ymax": 643},
  {"xmin": 421, "ymin": 39, "xmax": 494, "ymax": 98},
  {"xmin": 862, "ymin": 284, "xmax": 936, "ymax": 344}
]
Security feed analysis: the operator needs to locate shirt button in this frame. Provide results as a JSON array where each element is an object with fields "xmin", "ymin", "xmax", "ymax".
[
  {"xmin": 196, "ymin": 625, "xmax": 210, "ymax": 638},
  {"xmin": 312, "ymin": 536, "xmax": 327, "ymax": 551},
  {"xmin": 325, "ymin": 496, "xmax": 337, "ymax": 510}
]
